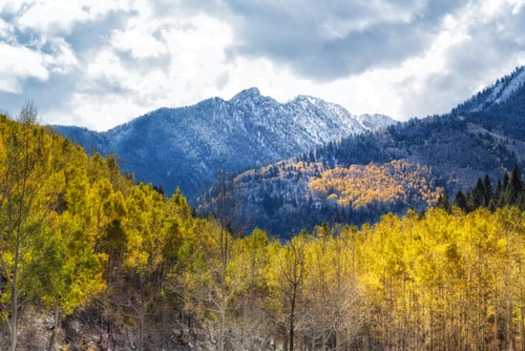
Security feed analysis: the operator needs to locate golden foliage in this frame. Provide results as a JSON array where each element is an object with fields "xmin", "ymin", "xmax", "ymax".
[
  {"xmin": 309, "ymin": 160, "xmax": 443, "ymax": 209},
  {"xmin": 5, "ymin": 110, "xmax": 525, "ymax": 350}
]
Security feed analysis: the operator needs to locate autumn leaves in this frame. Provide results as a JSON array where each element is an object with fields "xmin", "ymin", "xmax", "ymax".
[{"xmin": 3, "ymin": 110, "xmax": 525, "ymax": 350}]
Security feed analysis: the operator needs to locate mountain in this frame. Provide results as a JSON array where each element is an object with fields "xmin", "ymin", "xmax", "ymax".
[
  {"xmin": 202, "ymin": 66, "xmax": 525, "ymax": 236},
  {"xmin": 53, "ymin": 88, "xmax": 396, "ymax": 201},
  {"xmin": 454, "ymin": 66, "xmax": 525, "ymax": 113},
  {"xmin": 356, "ymin": 113, "xmax": 397, "ymax": 130}
]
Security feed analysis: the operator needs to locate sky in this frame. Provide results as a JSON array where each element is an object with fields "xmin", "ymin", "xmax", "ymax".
[{"xmin": 0, "ymin": 0, "xmax": 524, "ymax": 131}]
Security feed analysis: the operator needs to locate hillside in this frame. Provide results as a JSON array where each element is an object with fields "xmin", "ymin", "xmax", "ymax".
[
  {"xmin": 53, "ymin": 89, "xmax": 396, "ymax": 201},
  {"xmin": 201, "ymin": 66, "xmax": 525, "ymax": 236},
  {"xmin": 4, "ymin": 72, "xmax": 525, "ymax": 351},
  {"xmin": 0, "ymin": 110, "xmax": 195, "ymax": 350}
]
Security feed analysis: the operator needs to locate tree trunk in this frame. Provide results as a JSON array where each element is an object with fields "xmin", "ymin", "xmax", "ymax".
[
  {"xmin": 138, "ymin": 277, "xmax": 147, "ymax": 351},
  {"xmin": 219, "ymin": 293, "xmax": 225, "ymax": 351},
  {"xmin": 10, "ymin": 226, "xmax": 21, "ymax": 351},
  {"xmin": 9, "ymin": 313, "xmax": 18, "ymax": 351},
  {"xmin": 289, "ymin": 282, "xmax": 297, "ymax": 351},
  {"xmin": 219, "ymin": 245, "xmax": 226, "ymax": 351},
  {"xmin": 49, "ymin": 300, "xmax": 61, "ymax": 351}
]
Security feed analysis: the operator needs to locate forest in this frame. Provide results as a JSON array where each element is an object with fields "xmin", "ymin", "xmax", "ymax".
[
  {"xmin": 309, "ymin": 160, "xmax": 441, "ymax": 210},
  {"xmin": 220, "ymin": 82, "xmax": 525, "ymax": 237},
  {"xmin": 4, "ymin": 105, "xmax": 525, "ymax": 351},
  {"xmin": 210, "ymin": 159, "xmax": 444, "ymax": 237}
]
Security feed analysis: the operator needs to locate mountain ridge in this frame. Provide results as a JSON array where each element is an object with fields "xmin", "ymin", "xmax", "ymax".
[
  {"xmin": 200, "ymin": 66, "xmax": 525, "ymax": 236},
  {"xmin": 453, "ymin": 65, "xmax": 525, "ymax": 114},
  {"xmin": 53, "ymin": 88, "xmax": 397, "ymax": 201}
]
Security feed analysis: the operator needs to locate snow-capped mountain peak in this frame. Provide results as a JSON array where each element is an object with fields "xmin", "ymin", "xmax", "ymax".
[
  {"xmin": 232, "ymin": 87, "xmax": 261, "ymax": 100},
  {"xmin": 54, "ymin": 89, "xmax": 397, "ymax": 201}
]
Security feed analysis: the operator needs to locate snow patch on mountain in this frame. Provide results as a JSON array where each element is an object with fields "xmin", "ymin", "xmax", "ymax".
[
  {"xmin": 493, "ymin": 68, "xmax": 525, "ymax": 104},
  {"xmin": 460, "ymin": 66, "xmax": 525, "ymax": 113},
  {"xmin": 54, "ymin": 88, "xmax": 397, "ymax": 201},
  {"xmin": 357, "ymin": 114, "xmax": 399, "ymax": 131}
]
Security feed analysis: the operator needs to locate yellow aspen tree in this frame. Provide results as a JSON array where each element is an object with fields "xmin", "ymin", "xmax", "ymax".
[
  {"xmin": 122, "ymin": 183, "xmax": 166, "ymax": 351},
  {"xmin": 0, "ymin": 105, "xmax": 55, "ymax": 351},
  {"xmin": 228, "ymin": 229, "xmax": 273, "ymax": 350},
  {"xmin": 271, "ymin": 231, "xmax": 310, "ymax": 351}
]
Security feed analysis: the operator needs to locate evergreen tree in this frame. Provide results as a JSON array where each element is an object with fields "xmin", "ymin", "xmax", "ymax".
[
  {"xmin": 436, "ymin": 189, "xmax": 451, "ymax": 213},
  {"xmin": 493, "ymin": 179, "xmax": 503, "ymax": 207},
  {"xmin": 454, "ymin": 190, "xmax": 468, "ymax": 212},
  {"xmin": 467, "ymin": 178, "xmax": 485, "ymax": 210},
  {"xmin": 503, "ymin": 172, "xmax": 510, "ymax": 189},
  {"xmin": 483, "ymin": 174, "xmax": 493, "ymax": 207},
  {"xmin": 508, "ymin": 164, "xmax": 523, "ymax": 205},
  {"xmin": 499, "ymin": 172, "xmax": 511, "ymax": 207},
  {"xmin": 459, "ymin": 165, "xmax": 525, "ymax": 212},
  {"xmin": 518, "ymin": 193, "xmax": 525, "ymax": 210}
]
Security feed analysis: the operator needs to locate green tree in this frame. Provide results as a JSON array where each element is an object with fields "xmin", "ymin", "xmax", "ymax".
[
  {"xmin": 34, "ymin": 208, "xmax": 105, "ymax": 349},
  {"xmin": 122, "ymin": 183, "xmax": 166, "ymax": 351},
  {"xmin": 228, "ymin": 229, "xmax": 273, "ymax": 350}
]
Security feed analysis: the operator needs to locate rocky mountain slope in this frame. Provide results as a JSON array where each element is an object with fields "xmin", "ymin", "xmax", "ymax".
[{"xmin": 53, "ymin": 88, "xmax": 396, "ymax": 201}]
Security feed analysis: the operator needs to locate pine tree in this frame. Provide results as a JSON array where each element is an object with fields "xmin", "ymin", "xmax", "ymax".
[
  {"xmin": 454, "ymin": 190, "xmax": 468, "ymax": 211},
  {"xmin": 467, "ymin": 178, "xmax": 485, "ymax": 210},
  {"xmin": 493, "ymin": 179, "xmax": 503, "ymax": 208},
  {"xmin": 508, "ymin": 164, "xmax": 523, "ymax": 205},
  {"xmin": 499, "ymin": 173, "xmax": 511, "ymax": 207},
  {"xmin": 0, "ymin": 105, "xmax": 54, "ymax": 351},
  {"xmin": 436, "ymin": 190, "xmax": 451, "ymax": 212},
  {"xmin": 483, "ymin": 174, "xmax": 493, "ymax": 207}
]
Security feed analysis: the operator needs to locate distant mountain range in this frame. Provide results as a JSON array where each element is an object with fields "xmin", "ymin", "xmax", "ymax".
[
  {"xmin": 54, "ymin": 65, "xmax": 525, "ymax": 237},
  {"xmin": 53, "ymin": 88, "xmax": 396, "ymax": 201},
  {"xmin": 199, "ymin": 66, "xmax": 525, "ymax": 236}
]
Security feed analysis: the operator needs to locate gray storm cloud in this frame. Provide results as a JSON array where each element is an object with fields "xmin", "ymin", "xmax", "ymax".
[{"xmin": 219, "ymin": 0, "xmax": 466, "ymax": 80}]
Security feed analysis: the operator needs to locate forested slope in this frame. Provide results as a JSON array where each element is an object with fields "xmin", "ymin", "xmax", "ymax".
[
  {"xmin": 4, "ymin": 105, "xmax": 525, "ymax": 350},
  {"xmin": 207, "ymin": 66, "xmax": 525, "ymax": 236}
]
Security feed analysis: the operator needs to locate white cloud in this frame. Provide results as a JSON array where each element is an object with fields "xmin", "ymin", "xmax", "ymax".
[
  {"xmin": 45, "ymin": 38, "xmax": 80, "ymax": 73},
  {"xmin": 0, "ymin": 17, "xmax": 14, "ymax": 40},
  {"xmin": 53, "ymin": 92, "xmax": 149, "ymax": 130},
  {"xmin": 111, "ymin": 29, "xmax": 166, "ymax": 59},
  {"xmin": 0, "ymin": 42, "xmax": 49, "ymax": 93},
  {"xmin": 388, "ymin": 0, "xmax": 525, "ymax": 118},
  {"xmin": 14, "ymin": 0, "xmax": 133, "ymax": 34},
  {"xmin": 59, "ymin": 12, "xmax": 237, "ymax": 130},
  {"xmin": 1, "ymin": 0, "xmax": 525, "ymax": 129}
]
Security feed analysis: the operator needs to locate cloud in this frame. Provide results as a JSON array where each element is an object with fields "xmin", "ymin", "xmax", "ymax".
[
  {"xmin": 111, "ymin": 28, "xmax": 166, "ymax": 59},
  {"xmin": 222, "ymin": 0, "xmax": 466, "ymax": 81},
  {"xmin": 0, "ymin": 42, "xmax": 49, "ymax": 93},
  {"xmin": 63, "ymin": 10, "xmax": 130, "ymax": 57},
  {"xmin": 0, "ymin": 0, "xmax": 225, "ymax": 108},
  {"xmin": 1, "ymin": 0, "xmax": 525, "ymax": 130},
  {"xmin": 0, "ymin": 16, "xmax": 14, "ymax": 40},
  {"xmin": 13, "ymin": 0, "xmax": 133, "ymax": 35},
  {"xmin": 393, "ymin": 0, "xmax": 525, "ymax": 118}
]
